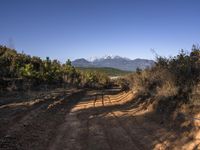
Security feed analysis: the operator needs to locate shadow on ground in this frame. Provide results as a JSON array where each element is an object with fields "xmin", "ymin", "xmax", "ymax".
[
  {"xmin": 0, "ymin": 89, "xmax": 199, "ymax": 150},
  {"xmin": 72, "ymin": 91, "xmax": 200, "ymax": 150}
]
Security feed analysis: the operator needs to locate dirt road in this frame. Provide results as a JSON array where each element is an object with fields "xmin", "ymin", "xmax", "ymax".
[{"xmin": 0, "ymin": 89, "xmax": 199, "ymax": 150}]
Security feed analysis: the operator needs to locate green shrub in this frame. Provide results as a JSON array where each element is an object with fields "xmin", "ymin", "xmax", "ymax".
[{"xmin": 0, "ymin": 46, "xmax": 111, "ymax": 90}]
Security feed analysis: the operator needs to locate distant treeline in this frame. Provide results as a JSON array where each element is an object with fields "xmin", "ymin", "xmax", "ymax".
[
  {"xmin": 0, "ymin": 46, "xmax": 111, "ymax": 92},
  {"xmin": 76, "ymin": 67, "xmax": 131, "ymax": 76}
]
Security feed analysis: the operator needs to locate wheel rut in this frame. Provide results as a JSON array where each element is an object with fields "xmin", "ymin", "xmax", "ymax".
[{"xmin": 1, "ymin": 89, "xmax": 194, "ymax": 150}]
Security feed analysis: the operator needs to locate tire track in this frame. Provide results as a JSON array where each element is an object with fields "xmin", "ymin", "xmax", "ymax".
[
  {"xmin": 107, "ymin": 93, "xmax": 176, "ymax": 149},
  {"xmin": 92, "ymin": 97, "xmax": 113, "ymax": 150},
  {"xmin": 108, "ymin": 97, "xmax": 171, "ymax": 149},
  {"xmin": 79, "ymin": 93, "xmax": 111, "ymax": 150},
  {"xmin": 102, "ymin": 91, "xmax": 169, "ymax": 150},
  {"xmin": 109, "ymin": 112, "xmax": 147, "ymax": 150},
  {"xmin": 0, "ymin": 90, "xmax": 83, "ymax": 150},
  {"xmin": 48, "ymin": 90, "xmax": 89, "ymax": 150},
  {"xmin": 93, "ymin": 92, "xmax": 143, "ymax": 150},
  {"xmin": 0, "ymin": 91, "xmax": 69, "ymax": 137},
  {"xmin": 96, "ymin": 117, "xmax": 114, "ymax": 150}
]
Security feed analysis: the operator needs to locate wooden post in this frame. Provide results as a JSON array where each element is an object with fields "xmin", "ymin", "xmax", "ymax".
[
  {"xmin": 101, "ymin": 90, "xmax": 104, "ymax": 106},
  {"xmin": 94, "ymin": 94, "xmax": 97, "ymax": 107}
]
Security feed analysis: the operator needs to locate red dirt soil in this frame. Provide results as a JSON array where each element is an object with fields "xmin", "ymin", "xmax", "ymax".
[{"xmin": 0, "ymin": 89, "xmax": 199, "ymax": 150}]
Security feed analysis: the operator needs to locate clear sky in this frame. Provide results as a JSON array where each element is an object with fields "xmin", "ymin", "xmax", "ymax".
[{"xmin": 0, "ymin": 0, "xmax": 200, "ymax": 61}]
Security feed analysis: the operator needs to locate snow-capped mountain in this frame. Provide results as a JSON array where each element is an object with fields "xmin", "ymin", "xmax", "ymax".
[
  {"xmin": 72, "ymin": 55, "xmax": 154, "ymax": 71},
  {"xmin": 88, "ymin": 55, "xmax": 130, "ymax": 62}
]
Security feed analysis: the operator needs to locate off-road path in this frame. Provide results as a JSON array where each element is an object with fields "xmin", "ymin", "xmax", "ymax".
[{"xmin": 0, "ymin": 89, "xmax": 199, "ymax": 150}]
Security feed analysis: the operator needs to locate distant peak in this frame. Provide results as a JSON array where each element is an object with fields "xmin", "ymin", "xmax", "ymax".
[
  {"xmin": 72, "ymin": 56, "xmax": 154, "ymax": 71},
  {"xmin": 73, "ymin": 58, "xmax": 89, "ymax": 62},
  {"xmin": 87, "ymin": 56, "xmax": 98, "ymax": 62},
  {"xmin": 88, "ymin": 55, "xmax": 130, "ymax": 62}
]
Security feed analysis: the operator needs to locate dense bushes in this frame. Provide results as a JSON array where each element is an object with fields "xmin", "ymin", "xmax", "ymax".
[
  {"xmin": 128, "ymin": 45, "xmax": 200, "ymax": 109},
  {"xmin": 80, "ymin": 70, "xmax": 111, "ymax": 89},
  {"xmin": 0, "ymin": 46, "xmax": 111, "ymax": 91},
  {"xmin": 115, "ymin": 78, "xmax": 130, "ymax": 91}
]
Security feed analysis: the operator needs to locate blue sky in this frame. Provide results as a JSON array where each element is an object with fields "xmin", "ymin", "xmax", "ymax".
[{"xmin": 0, "ymin": 0, "xmax": 200, "ymax": 61}]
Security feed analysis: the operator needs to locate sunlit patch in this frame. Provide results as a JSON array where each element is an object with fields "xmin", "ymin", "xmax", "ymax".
[
  {"xmin": 182, "ymin": 141, "xmax": 200, "ymax": 150},
  {"xmin": 69, "ymin": 91, "xmax": 135, "ymax": 113},
  {"xmin": 47, "ymin": 99, "xmax": 63, "ymax": 109},
  {"xmin": 193, "ymin": 113, "xmax": 200, "ymax": 127},
  {"xmin": 154, "ymin": 143, "xmax": 166, "ymax": 150},
  {"xmin": 0, "ymin": 98, "xmax": 44, "ymax": 109}
]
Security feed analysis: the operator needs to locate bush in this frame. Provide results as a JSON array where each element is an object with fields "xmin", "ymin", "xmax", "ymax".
[
  {"xmin": 0, "ymin": 46, "xmax": 111, "ymax": 91},
  {"xmin": 116, "ymin": 78, "xmax": 130, "ymax": 91},
  {"xmin": 128, "ymin": 45, "xmax": 200, "ymax": 106}
]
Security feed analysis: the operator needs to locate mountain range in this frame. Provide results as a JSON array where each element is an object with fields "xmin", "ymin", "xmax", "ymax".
[{"xmin": 72, "ymin": 56, "xmax": 154, "ymax": 71}]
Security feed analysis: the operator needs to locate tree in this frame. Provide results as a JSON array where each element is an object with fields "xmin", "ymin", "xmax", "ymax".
[
  {"xmin": 136, "ymin": 67, "xmax": 142, "ymax": 74},
  {"xmin": 66, "ymin": 59, "xmax": 72, "ymax": 66}
]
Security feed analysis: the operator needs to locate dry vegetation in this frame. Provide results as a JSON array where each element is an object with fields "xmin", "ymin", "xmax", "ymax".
[
  {"xmin": 0, "ymin": 45, "xmax": 200, "ymax": 149},
  {"xmin": 113, "ymin": 45, "xmax": 200, "ymax": 149},
  {"xmin": 127, "ymin": 45, "xmax": 200, "ymax": 113}
]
